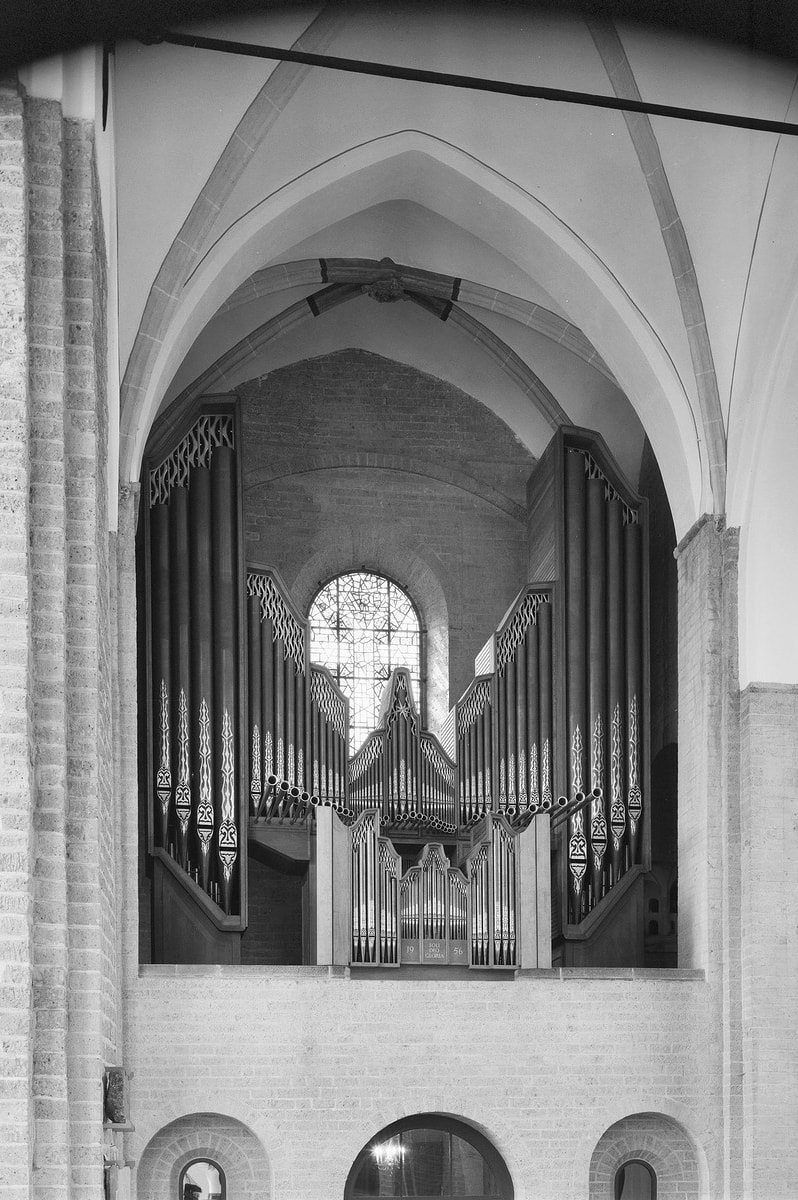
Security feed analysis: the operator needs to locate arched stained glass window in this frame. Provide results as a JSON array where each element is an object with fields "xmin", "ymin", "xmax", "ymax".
[{"xmin": 309, "ymin": 571, "xmax": 422, "ymax": 751}]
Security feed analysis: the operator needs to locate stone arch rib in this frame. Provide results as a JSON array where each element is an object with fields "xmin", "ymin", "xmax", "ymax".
[
  {"xmin": 120, "ymin": 5, "xmax": 345, "ymax": 447},
  {"xmin": 588, "ymin": 18, "xmax": 727, "ymax": 514}
]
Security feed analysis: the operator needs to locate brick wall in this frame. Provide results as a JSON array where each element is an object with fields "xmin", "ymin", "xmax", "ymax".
[
  {"xmin": 239, "ymin": 351, "xmax": 535, "ymax": 713},
  {"xmin": 127, "ymin": 967, "xmax": 714, "ymax": 1200}
]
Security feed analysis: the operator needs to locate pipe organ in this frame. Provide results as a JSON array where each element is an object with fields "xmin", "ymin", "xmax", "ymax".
[
  {"xmin": 245, "ymin": 568, "xmax": 349, "ymax": 816},
  {"xmin": 349, "ymin": 671, "xmax": 457, "ymax": 834},
  {"xmin": 143, "ymin": 402, "xmax": 246, "ymax": 935},
  {"xmin": 348, "ymin": 810, "xmax": 530, "ymax": 968},
  {"xmin": 142, "ymin": 408, "xmax": 648, "ymax": 968}
]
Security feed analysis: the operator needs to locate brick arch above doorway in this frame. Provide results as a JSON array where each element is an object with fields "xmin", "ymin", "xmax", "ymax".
[
  {"xmin": 136, "ymin": 1113, "xmax": 270, "ymax": 1200},
  {"xmin": 589, "ymin": 1112, "xmax": 702, "ymax": 1200}
]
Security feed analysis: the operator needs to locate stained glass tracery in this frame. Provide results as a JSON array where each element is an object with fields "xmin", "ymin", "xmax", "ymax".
[{"xmin": 309, "ymin": 572, "xmax": 422, "ymax": 750}]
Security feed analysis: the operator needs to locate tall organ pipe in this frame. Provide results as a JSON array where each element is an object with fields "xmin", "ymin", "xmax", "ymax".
[
  {"xmin": 525, "ymin": 623, "xmax": 540, "ymax": 807},
  {"xmin": 606, "ymin": 497, "xmax": 627, "ymax": 884},
  {"xmin": 624, "ymin": 518, "xmax": 643, "ymax": 865},
  {"xmin": 515, "ymin": 642, "xmax": 527, "ymax": 809},
  {"xmin": 273, "ymin": 635, "xmax": 285, "ymax": 780},
  {"xmin": 295, "ymin": 659, "xmax": 306, "ymax": 788},
  {"xmin": 170, "ymin": 486, "xmax": 192, "ymax": 870},
  {"xmin": 211, "ymin": 447, "xmax": 238, "ymax": 915},
  {"xmin": 537, "ymin": 600, "xmax": 553, "ymax": 808},
  {"xmin": 285, "ymin": 652, "xmax": 296, "ymax": 785},
  {"xmin": 260, "ymin": 616, "xmax": 275, "ymax": 779},
  {"xmin": 564, "ymin": 451, "xmax": 588, "ymax": 795},
  {"xmin": 189, "ymin": 466, "xmax": 214, "ymax": 894},
  {"xmin": 150, "ymin": 501, "xmax": 172, "ymax": 852},
  {"xmin": 586, "ymin": 476, "xmax": 608, "ymax": 904},
  {"xmin": 247, "ymin": 594, "xmax": 262, "ymax": 816},
  {"xmin": 565, "ymin": 455, "xmax": 589, "ymax": 923},
  {"xmin": 505, "ymin": 659, "xmax": 517, "ymax": 809}
]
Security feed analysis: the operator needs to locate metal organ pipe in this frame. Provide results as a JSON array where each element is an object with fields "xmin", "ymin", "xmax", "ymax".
[
  {"xmin": 505, "ymin": 649, "xmax": 517, "ymax": 810},
  {"xmin": 525, "ymin": 622, "xmax": 540, "ymax": 808},
  {"xmin": 273, "ymin": 633, "xmax": 285, "ymax": 781},
  {"xmin": 624, "ymin": 517, "xmax": 644, "ymax": 866},
  {"xmin": 260, "ymin": 615, "xmax": 275, "ymax": 780},
  {"xmin": 170, "ymin": 486, "xmax": 192, "ymax": 870},
  {"xmin": 515, "ymin": 640, "xmax": 527, "ymax": 810},
  {"xmin": 210, "ymin": 447, "xmax": 238, "ymax": 915},
  {"xmin": 247, "ymin": 593, "xmax": 262, "ymax": 818},
  {"xmin": 586, "ymin": 476, "xmax": 608, "ymax": 905},
  {"xmin": 606, "ymin": 497, "xmax": 626, "ymax": 885},
  {"xmin": 150, "ymin": 501, "xmax": 172, "ymax": 852},
  {"xmin": 188, "ymin": 466, "xmax": 214, "ymax": 895}
]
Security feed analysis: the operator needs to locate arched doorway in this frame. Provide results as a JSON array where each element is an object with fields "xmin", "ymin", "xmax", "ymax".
[{"xmin": 345, "ymin": 1115, "xmax": 513, "ymax": 1199}]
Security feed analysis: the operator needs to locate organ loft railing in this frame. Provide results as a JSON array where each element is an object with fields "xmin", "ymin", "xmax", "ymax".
[{"xmin": 142, "ymin": 408, "xmax": 648, "ymax": 967}]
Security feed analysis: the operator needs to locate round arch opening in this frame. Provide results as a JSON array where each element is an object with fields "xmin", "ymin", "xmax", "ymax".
[
  {"xmin": 179, "ymin": 1159, "xmax": 227, "ymax": 1200},
  {"xmin": 344, "ymin": 1115, "xmax": 514, "ymax": 1199}
]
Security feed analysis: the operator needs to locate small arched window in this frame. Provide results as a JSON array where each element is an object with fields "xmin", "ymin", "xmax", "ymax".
[
  {"xmin": 346, "ymin": 1115, "xmax": 513, "ymax": 1199},
  {"xmin": 309, "ymin": 571, "xmax": 422, "ymax": 751},
  {"xmin": 615, "ymin": 1160, "xmax": 656, "ymax": 1200},
  {"xmin": 179, "ymin": 1160, "xmax": 226, "ymax": 1200}
]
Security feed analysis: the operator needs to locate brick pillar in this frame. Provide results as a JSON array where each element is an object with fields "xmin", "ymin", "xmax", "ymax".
[
  {"xmin": 116, "ymin": 483, "xmax": 141, "ymax": 1036},
  {"xmin": 675, "ymin": 515, "xmax": 743, "ymax": 1198},
  {"xmin": 739, "ymin": 683, "xmax": 798, "ymax": 1199},
  {"xmin": 26, "ymin": 95, "xmax": 72, "ymax": 1198},
  {"xmin": 63, "ymin": 115, "xmax": 114, "ymax": 1199},
  {"xmin": 0, "ymin": 78, "xmax": 35, "ymax": 1200}
]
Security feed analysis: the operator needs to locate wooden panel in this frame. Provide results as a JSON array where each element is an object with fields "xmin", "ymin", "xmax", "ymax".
[{"xmin": 153, "ymin": 857, "xmax": 241, "ymax": 965}]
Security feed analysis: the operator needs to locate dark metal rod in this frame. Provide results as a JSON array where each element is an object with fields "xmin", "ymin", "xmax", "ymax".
[{"xmin": 146, "ymin": 30, "xmax": 798, "ymax": 137}]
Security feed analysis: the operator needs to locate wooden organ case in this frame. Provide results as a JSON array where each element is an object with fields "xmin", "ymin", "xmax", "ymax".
[{"xmin": 141, "ymin": 407, "xmax": 650, "ymax": 969}]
